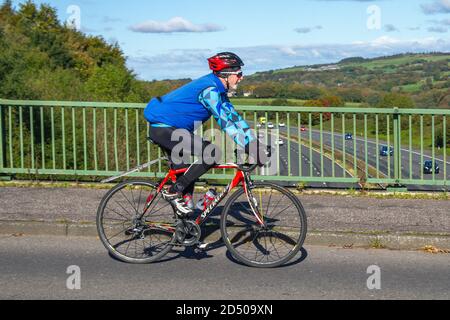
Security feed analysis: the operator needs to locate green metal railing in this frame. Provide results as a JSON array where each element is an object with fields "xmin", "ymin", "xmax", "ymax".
[{"xmin": 0, "ymin": 99, "xmax": 448, "ymax": 188}]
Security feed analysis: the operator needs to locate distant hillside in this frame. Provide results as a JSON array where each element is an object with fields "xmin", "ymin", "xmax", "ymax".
[{"xmin": 239, "ymin": 52, "xmax": 450, "ymax": 108}]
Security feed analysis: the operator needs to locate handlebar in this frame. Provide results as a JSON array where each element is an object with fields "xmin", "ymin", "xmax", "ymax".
[{"xmin": 237, "ymin": 163, "xmax": 258, "ymax": 173}]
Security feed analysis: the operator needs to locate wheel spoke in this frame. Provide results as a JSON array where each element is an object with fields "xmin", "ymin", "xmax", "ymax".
[
  {"xmin": 113, "ymin": 199, "xmax": 134, "ymax": 218},
  {"xmin": 223, "ymin": 183, "xmax": 306, "ymax": 267},
  {"xmin": 137, "ymin": 188, "xmax": 143, "ymax": 215},
  {"xmin": 119, "ymin": 189, "xmax": 139, "ymax": 214},
  {"xmin": 98, "ymin": 181, "xmax": 175, "ymax": 263},
  {"xmin": 269, "ymin": 203, "xmax": 295, "ymax": 220},
  {"xmin": 105, "ymin": 204, "xmax": 132, "ymax": 221},
  {"xmin": 106, "ymin": 223, "xmax": 133, "ymax": 241}
]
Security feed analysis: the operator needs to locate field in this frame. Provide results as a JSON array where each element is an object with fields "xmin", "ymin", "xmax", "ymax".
[
  {"xmin": 342, "ymin": 54, "xmax": 450, "ymax": 70},
  {"xmin": 269, "ymin": 53, "xmax": 450, "ymax": 75},
  {"xmin": 231, "ymin": 98, "xmax": 362, "ymax": 108}
]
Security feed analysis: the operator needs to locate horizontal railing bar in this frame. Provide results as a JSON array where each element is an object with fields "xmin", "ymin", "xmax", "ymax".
[
  {"xmin": 1, "ymin": 100, "xmax": 449, "ymax": 115},
  {"xmin": 1, "ymin": 167, "xmax": 447, "ymax": 186},
  {"xmin": 0, "ymin": 99, "xmax": 147, "ymax": 109}
]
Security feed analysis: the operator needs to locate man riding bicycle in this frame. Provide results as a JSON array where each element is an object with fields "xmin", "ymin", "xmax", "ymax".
[{"xmin": 144, "ymin": 52, "xmax": 269, "ymax": 217}]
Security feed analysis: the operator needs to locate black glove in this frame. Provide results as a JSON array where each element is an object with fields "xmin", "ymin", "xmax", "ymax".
[{"xmin": 245, "ymin": 139, "xmax": 272, "ymax": 167}]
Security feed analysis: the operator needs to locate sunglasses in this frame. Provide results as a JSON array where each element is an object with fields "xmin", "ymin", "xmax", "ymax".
[{"xmin": 221, "ymin": 71, "xmax": 243, "ymax": 78}]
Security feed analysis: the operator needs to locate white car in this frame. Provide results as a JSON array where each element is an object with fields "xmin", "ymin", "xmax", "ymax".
[
  {"xmin": 275, "ymin": 139, "xmax": 284, "ymax": 146},
  {"xmin": 279, "ymin": 123, "xmax": 285, "ymax": 127},
  {"xmin": 267, "ymin": 122, "xmax": 274, "ymax": 129}
]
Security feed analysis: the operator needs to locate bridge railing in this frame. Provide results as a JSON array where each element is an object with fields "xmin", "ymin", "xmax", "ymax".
[{"xmin": 0, "ymin": 99, "xmax": 448, "ymax": 189}]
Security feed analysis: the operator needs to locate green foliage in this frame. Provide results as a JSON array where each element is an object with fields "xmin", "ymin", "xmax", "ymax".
[
  {"xmin": 253, "ymin": 82, "xmax": 279, "ymax": 98},
  {"xmin": 376, "ymin": 93, "xmax": 415, "ymax": 109},
  {"xmin": 0, "ymin": 0, "xmax": 180, "ymax": 178},
  {"xmin": 0, "ymin": 0, "xmax": 181, "ymax": 103},
  {"xmin": 84, "ymin": 64, "xmax": 134, "ymax": 102}
]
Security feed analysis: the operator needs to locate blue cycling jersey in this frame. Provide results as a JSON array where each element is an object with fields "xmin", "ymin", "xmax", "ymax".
[{"xmin": 144, "ymin": 73, "xmax": 254, "ymax": 147}]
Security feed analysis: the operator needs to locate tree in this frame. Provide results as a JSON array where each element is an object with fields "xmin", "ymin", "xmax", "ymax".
[
  {"xmin": 287, "ymin": 83, "xmax": 323, "ymax": 100},
  {"xmin": 253, "ymin": 82, "xmax": 278, "ymax": 98},
  {"xmin": 84, "ymin": 64, "xmax": 134, "ymax": 102},
  {"xmin": 375, "ymin": 93, "xmax": 415, "ymax": 134},
  {"xmin": 376, "ymin": 93, "xmax": 415, "ymax": 109}
]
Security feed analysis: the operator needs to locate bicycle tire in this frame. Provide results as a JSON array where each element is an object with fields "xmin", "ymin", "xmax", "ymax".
[
  {"xmin": 96, "ymin": 180, "xmax": 176, "ymax": 264},
  {"xmin": 220, "ymin": 182, "xmax": 307, "ymax": 268}
]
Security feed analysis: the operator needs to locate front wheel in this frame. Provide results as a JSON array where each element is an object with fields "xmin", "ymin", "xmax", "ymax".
[{"xmin": 220, "ymin": 182, "xmax": 307, "ymax": 268}]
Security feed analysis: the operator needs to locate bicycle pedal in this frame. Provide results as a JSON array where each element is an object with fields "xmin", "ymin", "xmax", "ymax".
[{"xmin": 196, "ymin": 243, "xmax": 210, "ymax": 251}]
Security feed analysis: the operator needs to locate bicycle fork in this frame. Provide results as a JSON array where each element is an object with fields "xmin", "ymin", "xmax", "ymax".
[{"xmin": 243, "ymin": 173, "xmax": 266, "ymax": 227}]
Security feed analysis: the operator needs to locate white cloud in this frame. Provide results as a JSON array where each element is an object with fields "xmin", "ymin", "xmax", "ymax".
[
  {"xmin": 129, "ymin": 17, "xmax": 225, "ymax": 33},
  {"xmin": 421, "ymin": 0, "xmax": 450, "ymax": 14},
  {"xmin": 294, "ymin": 25, "xmax": 323, "ymax": 34},
  {"xmin": 428, "ymin": 18, "xmax": 450, "ymax": 26},
  {"xmin": 384, "ymin": 24, "xmax": 399, "ymax": 32},
  {"xmin": 428, "ymin": 26, "xmax": 448, "ymax": 32},
  {"xmin": 279, "ymin": 46, "xmax": 298, "ymax": 56},
  {"xmin": 371, "ymin": 35, "xmax": 400, "ymax": 46}
]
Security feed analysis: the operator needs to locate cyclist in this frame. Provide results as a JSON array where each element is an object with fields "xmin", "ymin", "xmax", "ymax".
[{"xmin": 144, "ymin": 52, "xmax": 269, "ymax": 217}]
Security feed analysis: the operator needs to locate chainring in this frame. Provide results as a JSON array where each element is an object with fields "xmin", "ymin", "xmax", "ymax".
[{"xmin": 175, "ymin": 220, "xmax": 202, "ymax": 247}]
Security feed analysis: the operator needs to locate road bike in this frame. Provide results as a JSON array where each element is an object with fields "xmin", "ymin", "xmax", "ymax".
[{"xmin": 96, "ymin": 146, "xmax": 307, "ymax": 268}]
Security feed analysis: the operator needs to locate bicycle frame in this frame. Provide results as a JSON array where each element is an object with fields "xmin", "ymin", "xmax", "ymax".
[{"xmin": 141, "ymin": 163, "xmax": 265, "ymax": 229}]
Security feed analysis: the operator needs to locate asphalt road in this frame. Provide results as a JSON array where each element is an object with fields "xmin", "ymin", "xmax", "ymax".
[
  {"xmin": 306, "ymin": 128, "xmax": 450, "ymax": 191},
  {"xmin": 1, "ymin": 235, "xmax": 449, "ymax": 300},
  {"xmin": 255, "ymin": 128, "xmax": 353, "ymax": 189},
  {"xmin": 263, "ymin": 135, "xmax": 352, "ymax": 188}
]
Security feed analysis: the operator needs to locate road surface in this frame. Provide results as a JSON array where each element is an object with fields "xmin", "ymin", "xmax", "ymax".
[{"xmin": 1, "ymin": 235, "xmax": 448, "ymax": 300}]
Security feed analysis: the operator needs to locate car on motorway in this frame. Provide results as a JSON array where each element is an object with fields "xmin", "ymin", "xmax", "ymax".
[
  {"xmin": 300, "ymin": 126, "xmax": 307, "ymax": 132},
  {"xmin": 423, "ymin": 160, "xmax": 440, "ymax": 174},
  {"xmin": 275, "ymin": 138, "xmax": 284, "ymax": 146},
  {"xmin": 267, "ymin": 122, "xmax": 274, "ymax": 129},
  {"xmin": 345, "ymin": 133, "xmax": 353, "ymax": 140},
  {"xmin": 278, "ymin": 122, "xmax": 286, "ymax": 128},
  {"xmin": 379, "ymin": 145, "xmax": 393, "ymax": 156}
]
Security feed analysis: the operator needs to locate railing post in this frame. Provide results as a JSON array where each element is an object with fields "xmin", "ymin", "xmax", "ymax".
[
  {"xmin": 390, "ymin": 107, "xmax": 406, "ymax": 191},
  {"xmin": 393, "ymin": 107, "xmax": 399, "ymax": 183},
  {"xmin": 0, "ymin": 104, "xmax": 4, "ymax": 170}
]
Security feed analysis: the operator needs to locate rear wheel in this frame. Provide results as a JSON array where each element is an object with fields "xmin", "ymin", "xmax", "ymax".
[
  {"xmin": 221, "ymin": 182, "xmax": 307, "ymax": 268},
  {"xmin": 96, "ymin": 180, "xmax": 176, "ymax": 264}
]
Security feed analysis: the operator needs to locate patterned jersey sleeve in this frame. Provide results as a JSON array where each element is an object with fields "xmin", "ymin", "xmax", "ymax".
[{"xmin": 199, "ymin": 86, "xmax": 255, "ymax": 148}]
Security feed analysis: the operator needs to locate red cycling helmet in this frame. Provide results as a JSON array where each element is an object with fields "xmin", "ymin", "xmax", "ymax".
[{"xmin": 208, "ymin": 52, "xmax": 244, "ymax": 73}]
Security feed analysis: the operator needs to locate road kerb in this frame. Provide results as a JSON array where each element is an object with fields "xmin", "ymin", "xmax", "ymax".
[{"xmin": 1, "ymin": 220, "xmax": 449, "ymax": 251}]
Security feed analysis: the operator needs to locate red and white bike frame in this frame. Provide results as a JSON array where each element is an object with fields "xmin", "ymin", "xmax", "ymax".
[{"xmin": 143, "ymin": 163, "xmax": 265, "ymax": 229}]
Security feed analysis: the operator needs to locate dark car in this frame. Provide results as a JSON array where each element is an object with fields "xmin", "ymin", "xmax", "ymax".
[
  {"xmin": 423, "ymin": 160, "xmax": 440, "ymax": 174},
  {"xmin": 345, "ymin": 133, "xmax": 353, "ymax": 140},
  {"xmin": 379, "ymin": 145, "xmax": 393, "ymax": 156}
]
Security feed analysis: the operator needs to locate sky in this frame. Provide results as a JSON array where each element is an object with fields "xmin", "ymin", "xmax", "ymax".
[{"xmin": 8, "ymin": 0, "xmax": 450, "ymax": 80}]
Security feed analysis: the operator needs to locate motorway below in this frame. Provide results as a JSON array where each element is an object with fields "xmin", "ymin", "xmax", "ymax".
[
  {"xmin": 255, "ymin": 122, "xmax": 450, "ymax": 191},
  {"xmin": 0, "ymin": 235, "xmax": 448, "ymax": 300}
]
